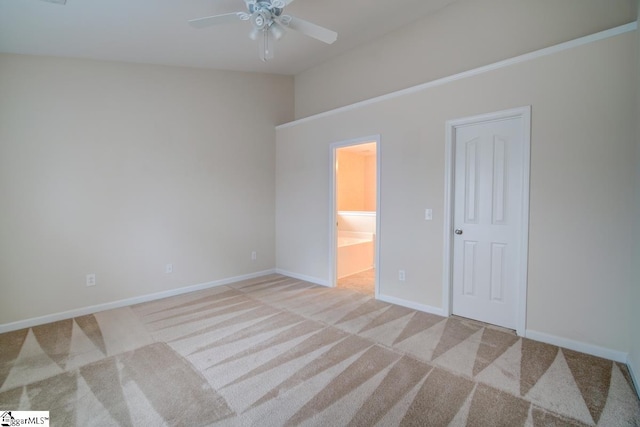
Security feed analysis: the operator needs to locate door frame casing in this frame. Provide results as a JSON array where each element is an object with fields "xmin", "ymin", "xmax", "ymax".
[
  {"xmin": 329, "ymin": 135, "xmax": 381, "ymax": 298},
  {"xmin": 442, "ymin": 107, "xmax": 531, "ymax": 336}
]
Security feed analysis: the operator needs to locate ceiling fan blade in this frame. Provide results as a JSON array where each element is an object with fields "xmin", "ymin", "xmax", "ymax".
[
  {"xmin": 285, "ymin": 16, "xmax": 337, "ymax": 44},
  {"xmin": 40, "ymin": 0, "xmax": 67, "ymax": 4},
  {"xmin": 188, "ymin": 13, "xmax": 245, "ymax": 29}
]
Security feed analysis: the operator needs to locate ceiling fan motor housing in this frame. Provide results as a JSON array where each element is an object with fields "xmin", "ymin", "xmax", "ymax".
[{"xmin": 248, "ymin": 1, "xmax": 283, "ymax": 18}]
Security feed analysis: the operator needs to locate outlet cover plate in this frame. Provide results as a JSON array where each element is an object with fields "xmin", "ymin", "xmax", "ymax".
[{"xmin": 86, "ymin": 274, "xmax": 96, "ymax": 287}]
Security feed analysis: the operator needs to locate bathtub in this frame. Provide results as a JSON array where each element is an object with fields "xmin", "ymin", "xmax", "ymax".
[{"xmin": 337, "ymin": 231, "xmax": 375, "ymax": 279}]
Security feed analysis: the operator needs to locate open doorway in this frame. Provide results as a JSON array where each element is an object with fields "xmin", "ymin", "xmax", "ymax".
[{"xmin": 331, "ymin": 137, "xmax": 380, "ymax": 296}]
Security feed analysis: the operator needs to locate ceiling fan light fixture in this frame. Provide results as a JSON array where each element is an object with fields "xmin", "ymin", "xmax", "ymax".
[
  {"xmin": 252, "ymin": 12, "xmax": 269, "ymax": 29},
  {"xmin": 269, "ymin": 22, "xmax": 286, "ymax": 40},
  {"xmin": 249, "ymin": 27, "xmax": 261, "ymax": 41}
]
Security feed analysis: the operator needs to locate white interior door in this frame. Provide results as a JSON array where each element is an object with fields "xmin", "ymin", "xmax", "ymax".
[{"xmin": 451, "ymin": 116, "xmax": 526, "ymax": 330}]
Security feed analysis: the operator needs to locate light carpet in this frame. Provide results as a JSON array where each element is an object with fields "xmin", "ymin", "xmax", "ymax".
[
  {"xmin": 337, "ymin": 269, "xmax": 375, "ymax": 296},
  {"xmin": 1, "ymin": 274, "xmax": 639, "ymax": 426}
]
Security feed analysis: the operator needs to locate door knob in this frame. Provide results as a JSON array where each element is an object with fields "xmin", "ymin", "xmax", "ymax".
[{"xmin": 454, "ymin": 229, "xmax": 463, "ymax": 235}]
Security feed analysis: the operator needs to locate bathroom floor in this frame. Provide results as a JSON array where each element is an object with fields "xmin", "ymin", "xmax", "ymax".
[{"xmin": 337, "ymin": 268, "xmax": 375, "ymax": 295}]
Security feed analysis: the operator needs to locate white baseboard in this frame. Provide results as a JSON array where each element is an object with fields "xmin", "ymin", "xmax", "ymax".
[
  {"xmin": 274, "ymin": 271, "xmax": 447, "ymax": 319},
  {"xmin": 0, "ymin": 269, "xmax": 276, "ymax": 334},
  {"xmin": 274, "ymin": 270, "xmax": 445, "ymax": 318},
  {"xmin": 275, "ymin": 269, "xmax": 331, "ymax": 287},
  {"xmin": 525, "ymin": 329, "xmax": 628, "ymax": 363},
  {"xmin": 627, "ymin": 353, "xmax": 640, "ymax": 399},
  {"xmin": 376, "ymin": 293, "xmax": 446, "ymax": 317}
]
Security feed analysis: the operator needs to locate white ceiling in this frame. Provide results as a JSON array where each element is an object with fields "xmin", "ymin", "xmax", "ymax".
[{"xmin": 0, "ymin": 0, "xmax": 456, "ymax": 75}]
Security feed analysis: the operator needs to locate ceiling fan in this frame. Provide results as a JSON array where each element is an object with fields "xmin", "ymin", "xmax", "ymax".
[{"xmin": 189, "ymin": 0, "xmax": 338, "ymax": 62}]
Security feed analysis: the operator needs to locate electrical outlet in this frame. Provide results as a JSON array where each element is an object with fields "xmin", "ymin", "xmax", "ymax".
[
  {"xmin": 398, "ymin": 270, "xmax": 406, "ymax": 282},
  {"xmin": 251, "ymin": 251, "xmax": 257, "ymax": 261},
  {"xmin": 165, "ymin": 263, "xmax": 173, "ymax": 274},
  {"xmin": 86, "ymin": 273, "xmax": 96, "ymax": 287}
]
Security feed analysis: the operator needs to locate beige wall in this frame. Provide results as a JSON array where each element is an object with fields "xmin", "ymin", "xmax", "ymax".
[
  {"xmin": 294, "ymin": 0, "xmax": 637, "ymax": 119},
  {"xmin": 336, "ymin": 150, "xmax": 376, "ymax": 212},
  {"xmin": 0, "ymin": 54, "xmax": 293, "ymax": 325},
  {"xmin": 277, "ymin": 31, "xmax": 636, "ymax": 353},
  {"xmin": 630, "ymin": 3, "xmax": 640, "ymax": 393},
  {"xmin": 364, "ymin": 155, "xmax": 376, "ymax": 211},
  {"xmin": 337, "ymin": 151, "xmax": 365, "ymax": 211}
]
